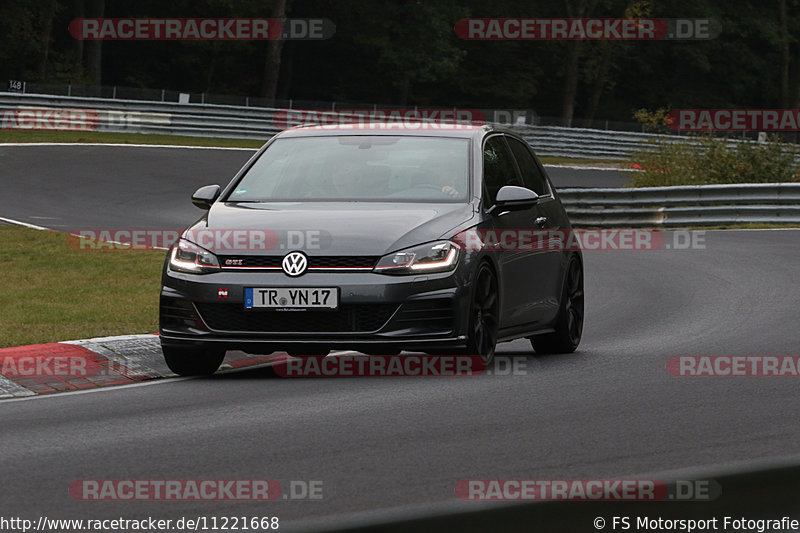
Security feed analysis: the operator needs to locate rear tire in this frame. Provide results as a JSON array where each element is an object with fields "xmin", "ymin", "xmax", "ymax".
[
  {"xmin": 531, "ymin": 256, "xmax": 584, "ymax": 354},
  {"xmin": 162, "ymin": 345, "xmax": 225, "ymax": 376}
]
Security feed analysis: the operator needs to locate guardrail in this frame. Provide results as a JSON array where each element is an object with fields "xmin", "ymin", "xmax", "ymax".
[
  {"xmin": 0, "ymin": 93, "xmax": 285, "ymax": 139},
  {"xmin": 0, "ymin": 92, "xmax": 678, "ymax": 159},
  {"xmin": 2, "ymin": 92, "xmax": 798, "ymax": 161},
  {"xmin": 559, "ymin": 183, "xmax": 800, "ymax": 227}
]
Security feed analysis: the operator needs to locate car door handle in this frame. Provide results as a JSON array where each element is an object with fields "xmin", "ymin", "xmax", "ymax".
[{"xmin": 535, "ymin": 216, "xmax": 548, "ymax": 228}]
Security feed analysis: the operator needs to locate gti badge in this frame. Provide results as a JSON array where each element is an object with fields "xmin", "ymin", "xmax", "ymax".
[{"xmin": 282, "ymin": 251, "xmax": 308, "ymax": 276}]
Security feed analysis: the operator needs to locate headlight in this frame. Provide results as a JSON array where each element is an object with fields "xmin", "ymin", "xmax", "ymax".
[
  {"xmin": 169, "ymin": 238, "xmax": 220, "ymax": 274},
  {"xmin": 374, "ymin": 241, "xmax": 460, "ymax": 274}
]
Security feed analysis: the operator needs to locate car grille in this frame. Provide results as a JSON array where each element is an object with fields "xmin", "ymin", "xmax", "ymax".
[
  {"xmin": 393, "ymin": 299, "xmax": 455, "ymax": 332},
  {"xmin": 219, "ymin": 255, "xmax": 379, "ymax": 270},
  {"xmin": 194, "ymin": 302, "xmax": 398, "ymax": 333}
]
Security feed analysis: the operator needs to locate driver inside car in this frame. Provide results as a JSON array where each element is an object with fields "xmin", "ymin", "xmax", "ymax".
[{"xmin": 418, "ymin": 158, "xmax": 464, "ymax": 198}]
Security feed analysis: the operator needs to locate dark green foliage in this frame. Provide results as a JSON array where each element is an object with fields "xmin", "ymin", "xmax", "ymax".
[{"xmin": 1, "ymin": 0, "xmax": 799, "ymax": 121}]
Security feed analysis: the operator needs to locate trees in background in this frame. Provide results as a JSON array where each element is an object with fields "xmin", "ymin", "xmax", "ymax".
[{"xmin": 0, "ymin": 0, "xmax": 798, "ymax": 121}]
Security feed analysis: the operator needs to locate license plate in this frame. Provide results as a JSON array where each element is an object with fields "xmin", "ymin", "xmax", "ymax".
[{"xmin": 245, "ymin": 287, "xmax": 338, "ymax": 309}]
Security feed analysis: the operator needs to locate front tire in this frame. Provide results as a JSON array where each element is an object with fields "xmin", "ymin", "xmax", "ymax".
[
  {"xmin": 162, "ymin": 345, "xmax": 225, "ymax": 376},
  {"xmin": 463, "ymin": 262, "xmax": 499, "ymax": 365},
  {"xmin": 531, "ymin": 256, "xmax": 584, "ymax": 354}
]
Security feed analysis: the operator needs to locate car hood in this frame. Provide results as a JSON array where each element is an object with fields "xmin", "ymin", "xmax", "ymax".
[{"xmin": 184, "ymin": 201, "xmax": 476, "ymax": 256}]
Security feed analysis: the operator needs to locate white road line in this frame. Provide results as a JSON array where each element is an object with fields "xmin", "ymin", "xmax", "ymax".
[
  {"xmin": 0, "ymin": 144, "xmax": 636, "ymax": 168},
  {"xmin": 0, "ymin": 216, "xmax": 52, "ymax": 230},
  {"xmin": 544, "ymin": 164, "xmax": 641, "ymax": 172},
  {"xmin": 65, "ymin": 230, "xmax": 170, "ymax": 251},
  {"xmin": 0, "ymin": 142, "xmax": 657, "ymax": 172},
  {"xmin": 0, "ymin": 142, "xmax": 257, "ymax": 151},
  {"xmin": 0, "ymin": 219, "xmax": 176, "ymax": 246}
]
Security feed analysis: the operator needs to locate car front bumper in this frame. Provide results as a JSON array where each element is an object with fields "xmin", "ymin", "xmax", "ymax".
[{"xmin": 159, "ymin": 266, "xmax": 473, "ymax": 353}]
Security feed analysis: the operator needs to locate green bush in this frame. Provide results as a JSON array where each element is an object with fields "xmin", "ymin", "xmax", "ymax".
[
  {"xmin": 632, "ymin": 107, "xmax": 674, "ymax": 134},
  {"xmin": 629, "ymin": 135, "xmax": 800, "ymax": 187}
]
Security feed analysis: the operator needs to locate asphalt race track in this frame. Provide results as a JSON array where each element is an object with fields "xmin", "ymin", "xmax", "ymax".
[
  {"xmin": 0, "ymin": 144, "xmax": 631, "ymax": 232},
  {"xmin": 0, "ymin": 145, "xmax": 255, "ymax": 231},
  {"xmin": 2, "ymin": 145, "xmax": 799, "ymax": 531}
]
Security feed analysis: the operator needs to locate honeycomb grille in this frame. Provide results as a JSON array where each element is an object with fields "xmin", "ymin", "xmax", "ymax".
[{"xmin": 195, "ymin": 302, "xmax": 398, "ymax": 333}]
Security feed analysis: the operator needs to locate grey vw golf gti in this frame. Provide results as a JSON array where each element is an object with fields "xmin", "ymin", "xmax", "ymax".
[{"xmin": 159, "ymin": 124, "xmax": 584, "ymax": 375}]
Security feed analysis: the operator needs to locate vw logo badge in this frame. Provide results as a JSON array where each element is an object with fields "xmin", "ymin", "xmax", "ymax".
[{"xmin": 282, "ymin": 251, "xmax": 308, "ymax": 276}]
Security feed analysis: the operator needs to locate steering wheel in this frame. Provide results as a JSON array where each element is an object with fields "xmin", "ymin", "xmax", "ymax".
[
  {"xmin": 411, "ymin": 184, "xmax": 445, "ymax": 191},
  {"xmin": 410, "ymin": 183, "xmax": 460, "ymax": 198}
]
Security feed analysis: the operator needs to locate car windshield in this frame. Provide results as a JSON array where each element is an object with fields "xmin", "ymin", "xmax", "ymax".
[{"xmin": 228, "ymin": 135, "xmax": 470, "ymax": 202}]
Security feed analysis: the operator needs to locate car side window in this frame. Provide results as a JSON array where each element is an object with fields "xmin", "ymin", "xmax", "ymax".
[
  {"xmin": 483, "ymin": 136, "xmax": 521, "ymax": 206},
  {"xmin": 507, "ymin": 137, "xmax": 550, "ymax": 196}
]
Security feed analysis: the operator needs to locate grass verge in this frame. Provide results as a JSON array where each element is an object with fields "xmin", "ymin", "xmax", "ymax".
[{"xmin": 0, "ymin": 225, "xmax": 164, "ymax": 348}]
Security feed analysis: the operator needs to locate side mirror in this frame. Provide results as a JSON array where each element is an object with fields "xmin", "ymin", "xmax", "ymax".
[
  {"xmin": 191, "ymin": 185, "xmax": 221, "ymax": 210},
  {"xmin": 489, "ymin": 185, "xmax": 539, "ymax": 214}
]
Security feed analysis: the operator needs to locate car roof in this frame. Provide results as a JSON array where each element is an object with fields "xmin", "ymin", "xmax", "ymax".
[{"xmin": 277, "ymin": 122, "xmax": 500, "ymax": 139}]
